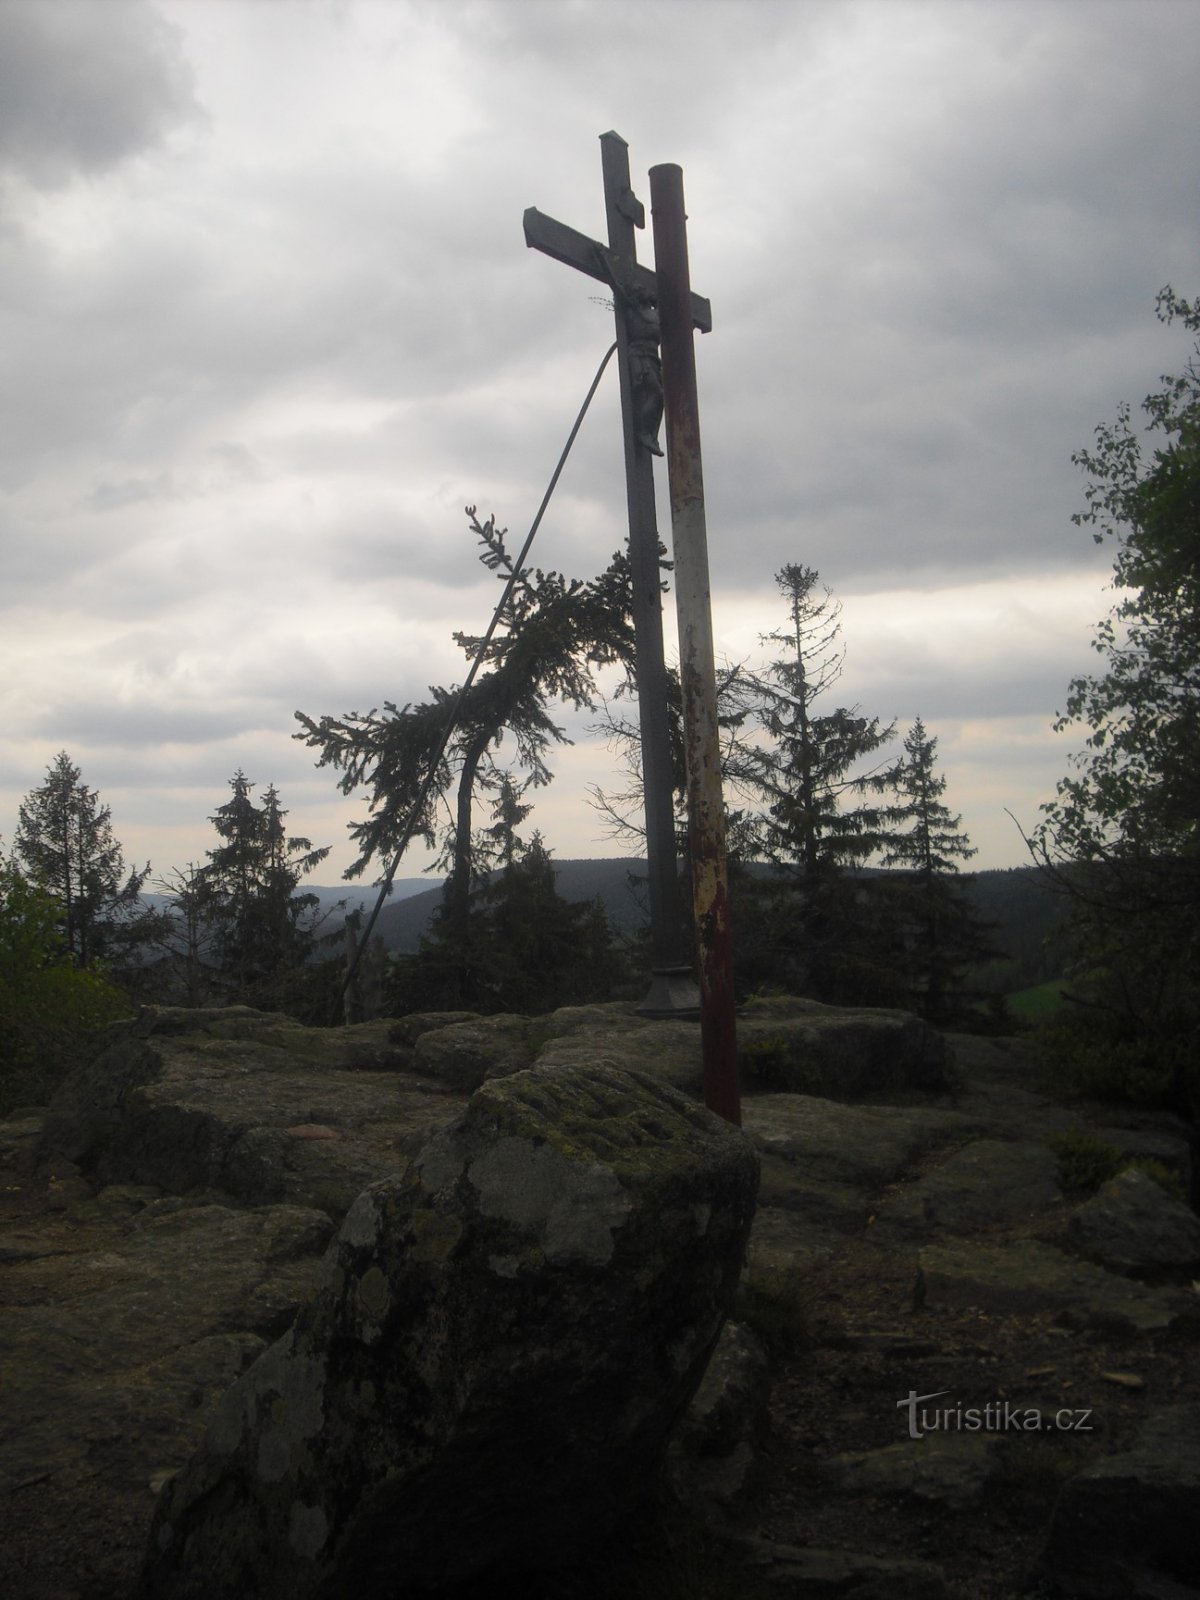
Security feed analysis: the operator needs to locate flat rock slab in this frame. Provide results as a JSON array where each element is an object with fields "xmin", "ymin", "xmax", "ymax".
[
  {"xmin": 537, "ymin": 998, "xmax": 953, "ymax": 1103},
  {"xmin": 873, "ymin": 1139, "xmax": 1062, "ymax": 1237},
  {"xmin": 40, "ymin": 1004, "xmax": 966, "ymax": 1216},
  {"xmin": 822, "ymin": 1433, "xmax": 1009, "ymax": 1508},
  {"xmin": 747, "ymin": 1204, "xmax": 841, "ymax": 1278},
  {"xmin": 0, "ymin": 1199, "xmax": 333, "ymax": 1498},
  {"xmin": 743, "ymin": 1095, "xmax": 978, "ymax": 1231},
  {"xmin": 740, "ymin": 1536, "xmax": 947, "ymax": 1597},
  {"xmin": 142, "ymin": 1061, "xmax": 760, "ymax": 1600},
  {"xmin": 535, "ymin": 1018, "xmax": 707, "ymax": 1098},
  {"xmin": 42, "ymin": 1008, "xmax": 463, "ymax": 1218},
  {"xmin": 1064, "ymin": 1166, "xmax": 1200, "ymax": 1274},
  {"xmin": 919, "ymin": 1241, "xmax": 1185, "ymax": 1335},
  {"xmin": 1040, "ymin": 1403, "xmax": 1200, "ymax": 1598}
]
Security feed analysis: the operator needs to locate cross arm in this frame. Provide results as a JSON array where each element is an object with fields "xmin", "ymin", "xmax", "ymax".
[{"xmin": 523, "ymin": 207, "xmax": 712, "ymax": 334}]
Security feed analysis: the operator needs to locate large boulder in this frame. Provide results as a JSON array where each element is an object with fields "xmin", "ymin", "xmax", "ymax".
[
  {"xmin": 409, "ymin": 1012, "xmax": 539, "ymax": 1091},
  {"xmin": 140, "ymin": 1060, "xmax": 759, "ymax": 1599},
  {"xmin": 1063, "ymin": 1166, "xmax": 1200, "ymax": 1274},
  {"xmin": 1040, "ymin": 1404, "xmax": 1200, "ymax": 1598},
  {"xmin": 736, "ymin": 995, "xmax": 953, "ymax": 1097}
]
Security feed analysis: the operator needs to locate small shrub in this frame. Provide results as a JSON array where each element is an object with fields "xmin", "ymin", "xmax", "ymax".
[
  {"xmin": 734, "ymin": 1260, "xmax": 816, "ymax": 1354},
  {"xmin": 0, "ymin": 858, "xmax": 134, "ymax": 1112},
  {"xmin": 1037, "ymin": 1009, "xmax": 1197, "ymax": 1119},
  {"xmin": 738, "ymin": 1036, "xmax": 793, "ymax": 1090},
  {"xmin": 1006, "ymin": 980, "xmax": 1066, "ymax": 1026},
  {"xmin": 1047, "ymin": 1130, "xmax": 1122, "ymax": 1193},
  {"xmin": 1124, "ymin": 1156, "xmax": 1186, "ymax": 1204},
  {"xmin": 1047, "ymin": 1130, "xmax": 1187, "ymax": 1201}
]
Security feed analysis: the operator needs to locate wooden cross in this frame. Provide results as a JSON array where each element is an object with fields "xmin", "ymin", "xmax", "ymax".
[
  {"xmin": 523, "ymin": 131, "xmax": 710, "ymax": 1015},
  {"xmin": 522, "ymin": 208, "xmax": 712, "ymax": 335}
]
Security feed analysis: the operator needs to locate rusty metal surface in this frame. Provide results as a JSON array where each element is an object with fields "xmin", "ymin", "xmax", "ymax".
[{"xmin": 649, "ymin": 162, "xmax": 740, "ymax": 1126}]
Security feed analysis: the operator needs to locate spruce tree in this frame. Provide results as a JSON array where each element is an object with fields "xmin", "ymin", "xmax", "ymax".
[
  {"xmin": 745, "ymin": 566, "xmax": 898, "ymax": 872},
  {"xmin": 155, "ymin": 863, "xmax": 215, "ymax": 1006},
  {"xmin": 197, "ymin": 772, "xmax": 331, "ymax": 1007},
  {"xmin": 391, "ymin": 807, "xmax": 627, "ymax": 1017},
  {"xmin": 735, "ymin": 566, "xmax": 900, "ymax": 1001},
  {"xmin": 883, "ymin": 718, "xmax": 994, "ymax": 1021},
  {"xmin": 296, "ymin": 506, "xmax": 636, "ymax": 1006},
  {"xmin": 14, "ymin": 751, "xmax": 149, "ymax": 967}
]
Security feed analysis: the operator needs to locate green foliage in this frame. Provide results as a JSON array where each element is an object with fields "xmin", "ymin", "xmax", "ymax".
[
  {"xmin": 14, "ymin": 751, "xmax": 152, "ymax": 968},
  {"xmin": 968, "ymin": 868, "xmax": 1072, "ymax": 995},
  {"xmin": 1046, "ymin": 1128, "xmax": 1185, "ymax": 1200},
  {"xmin": 879, "ymin": 719, "xmax": 998, "ymax": 1022},
  {"xmin": 188, "ymin": 773, "xmax": 334, "ymax": 1013},
  {"xmin": 295, "ymin": 508, "xmax": 636, "ymax": 946},
  {"xmin": 1032, "ymin": 288, "xmax": 1200, "ymax": 1115},
  {"xmin": 737, "ymin": 1035, "xmax": 795, "ymax": 1090},
  {"xmin": 725, "ymin": 566, "xmax": 907, "ymax": 1004},
  {"xmin": 1038, "ymin": 1006, "xmax": 1197, "ymax": 1116},
  {"xmin": 1129, "ymin": 1157, "xmax": 1187, "ymax": 1203},
  {"xmin": 740, "ymin": 565, "xmax": 898, "ymax": 876},
  {"xmin": 0, "ymin": 854, "xmax": 132, "ymax": 1111},
  {"xmin": 1046, "ymin": 1130, "xmax": 1125, "ymax": 1193},
  {"xmin": 1006, "ymin": 980, "xmax": 1066, "ymax": 1024},
  {"xmin": 734, "ymin": 1259, "xmax": 817, "ymax": 1356},
  {"xmin": 391, "ymin": 829, "xmax": 630, "ymax": 1016}
]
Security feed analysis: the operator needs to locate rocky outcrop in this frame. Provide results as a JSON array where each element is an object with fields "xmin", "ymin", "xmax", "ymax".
[
  {"xmin": 1063, "ymin": 1165, "xmax": 1200, "ymax": 1274},
  {"xmin": 7, "ymin": 999, "xmax": 1199, "ymax": 1600},
  {"xmin": 141, "ymin": 1061, "xmax": 759, "ymax": 1599},
  {"xmin": 667, "ymin": 1320, "xmax": 771, "ymax": 1509},
  {"xmin": 736, "ymin": 1536, "xmax": 948, "ymax": 1598},
  {"xmin": 40, "ymin": 1006, "xmax": 459, "ymax": 1218},
  {"xmin": 409, "ymin": 1011, "xmax": 539, "ymax": 1091},
  {"xmin": 736, "ymin": 995, "xmax": 953, "ymax": 1097},
  {"xmin": 917, "ymin": 1239, "xmax": 1186, "ymax": 1335},
  {"xmin": 38, "ymin": 999, "xmax": 959, "ymax": 1223},
  {"xmin": 0, "ymin": 1189, "xmax": 337, "ymax": 1598},
  {"xmin": 873, "ymin": 1138, "xmax": 1062, "ymax": 1236},
  {"xmin": 822, "ymin": 1433, "xmax": 1012, "ymax": 1510},
  {"xmin": 1040, "ymin": 1404, "xmax": 1200, "ymax": 1598}
]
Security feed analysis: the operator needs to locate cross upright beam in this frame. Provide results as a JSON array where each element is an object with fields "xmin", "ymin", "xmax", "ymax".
[{"xmin": 524, "ymin": 131, "xmax": 707, "ymax": 1010}]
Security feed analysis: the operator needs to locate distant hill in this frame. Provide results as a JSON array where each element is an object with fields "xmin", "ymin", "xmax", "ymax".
[
  {"xmin": 336, "ymin": 860, "xmax": 659, "ymax": 955},
  {"xmin": 308, "ymin": 860, "xmax": 1068, "ymax": 983},
  {"xmin": 137, "ymin": 860, "xmax": 1068, "ymax": 994}
]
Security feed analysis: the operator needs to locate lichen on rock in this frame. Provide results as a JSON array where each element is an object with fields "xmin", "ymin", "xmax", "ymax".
[{"xmin": 140, "ymin": 1060, "xmax": 759, "ymax": 1600}]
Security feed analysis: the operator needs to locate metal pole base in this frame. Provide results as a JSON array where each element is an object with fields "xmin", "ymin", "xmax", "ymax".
[{"xmin": 636, "ymin": 965, "xmax": 701, "ymax": 1019}]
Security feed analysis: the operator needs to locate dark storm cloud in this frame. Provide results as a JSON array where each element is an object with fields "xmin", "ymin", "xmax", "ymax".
[{"xmin": 0, "ymin": 0, "xmax": 200, "ymax": 186}]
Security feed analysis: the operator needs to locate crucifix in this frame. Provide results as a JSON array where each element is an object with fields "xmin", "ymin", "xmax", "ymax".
[
  {"xmin": 524, "ymin": 132, "xmax": 708, "ymax": 1017},
  {"xmin": 525, "ymin": 134, "xmax": 739, "ymax": 1122}
]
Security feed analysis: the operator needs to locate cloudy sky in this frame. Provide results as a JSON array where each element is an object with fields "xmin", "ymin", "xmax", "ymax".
[{"xmin": 1, "ymin": 0, "xmax": 1197, "ymax": 894}]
